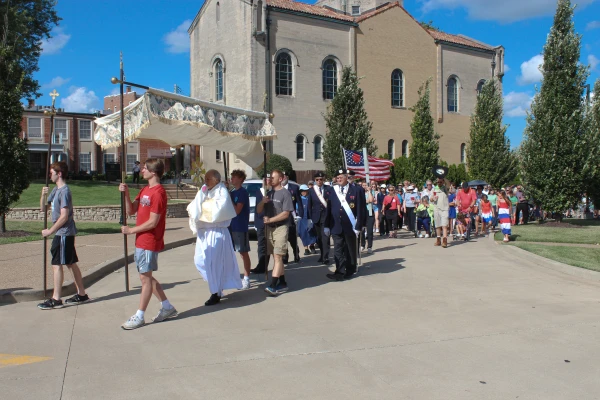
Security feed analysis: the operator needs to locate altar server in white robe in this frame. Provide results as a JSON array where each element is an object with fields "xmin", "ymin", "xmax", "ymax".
[{"xmin": 187, "ymin": 169, "xmax": 242, "ymax": 306}]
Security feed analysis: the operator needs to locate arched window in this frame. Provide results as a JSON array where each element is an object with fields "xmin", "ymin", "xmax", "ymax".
[
  {"xmin": 214, "ymin": 59, "xmax": 223, "ymax": 101},
  {"xmin": 322, "ymin": 59, "xmax": 338, "ymax": 100},
  {"xmin": 314, "ymin": 135, "xmax": 323, "ymax": 161},
  {"xmin": 402, "ymin": 140, "xmax": 409, "ymax": 157},
  {"xmin": 447, "ymin": 76, "xmax": 459, "ymax": 112},
  {"xmin": 296, "ymin": 134, "xmax": 306, "ymax": 160},
  {"xmin": 388, "ymin": 139, "xmax": 395, "ymax": 159},
  {"xmin": 391, "ymin": 69, "xmax": 404, "ymax": 107},
  {"xmin": 476, "ymin": 79, "xmax": 486, "ymax": 95},
  {"xmin": 460, "ymin": 143, "xmax": 466, "ymax": 164},
  {"xmin": 275, "ymin": 53, "xmax": 293, "ymax": 96}
]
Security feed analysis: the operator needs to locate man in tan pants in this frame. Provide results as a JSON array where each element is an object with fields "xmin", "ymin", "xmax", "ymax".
[{"xmin": 431, "ymin": 178, "xmax": 450, "ymax": 248}]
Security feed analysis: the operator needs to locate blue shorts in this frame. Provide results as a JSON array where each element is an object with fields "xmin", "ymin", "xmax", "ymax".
[
  {"xmin": 134, "ymin": 248, "xmax": 159, "ymax": 273},
  {"xmin": 373, "ymin": 205, "xmax": 379, "ymax": 212}
]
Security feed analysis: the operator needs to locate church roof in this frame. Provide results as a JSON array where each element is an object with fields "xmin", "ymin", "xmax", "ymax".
[
  {"xmin": 428, "ymin": 30, "xmax": 494, "ymax": 51},
  {"xmin": 267, "ymin": 0, "xmax": 355, "ymax": 22},
  {"xmin": 354, "ymin": 2, "xmax": 401, "ymax": 22}
]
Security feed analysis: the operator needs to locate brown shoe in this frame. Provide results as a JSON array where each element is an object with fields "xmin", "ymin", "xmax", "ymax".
[
  {"xmin": 442, "ymin": 237, "xmax": 448, "ymax": 248},
  {"xmin": 434, "ymin": 237, "xmax": 441, "ymax": 246}
]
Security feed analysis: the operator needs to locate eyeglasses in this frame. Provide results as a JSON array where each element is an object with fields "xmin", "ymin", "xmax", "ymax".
[{"xmin": 315, "ymin": 178, "xmax": 323, "ymax": 181}]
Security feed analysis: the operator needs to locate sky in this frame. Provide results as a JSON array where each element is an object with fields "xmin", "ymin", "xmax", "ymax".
[{"xmin": 34, "ymin": 0, "xmax": 600, "ymax": 148}]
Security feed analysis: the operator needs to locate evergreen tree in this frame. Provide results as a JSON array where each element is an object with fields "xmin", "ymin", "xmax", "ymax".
[
  {"xmin": 392, "ymin": 156, "xmax": 410, "ymax": 184},
  {"xmin": 408, "ymin": 79, "xmax": 439, "ymax": 185},
  {"xmin": 446, "ymin": 163, "xmax": 469, "ymax": 186},
  {"xmin": 583, "ymin": 79, "xmax": 600, "ymax": 209},
  {"xmin": 520, "ymin": 0, "xmax": 588, "ymax": 215},
  {"xmin": 467, "ymin": 79, "xmax": 516, "ymax": 187},
  {"xmin": 323, "ymin": 66, "xmax": 376, "ymax": 178}
]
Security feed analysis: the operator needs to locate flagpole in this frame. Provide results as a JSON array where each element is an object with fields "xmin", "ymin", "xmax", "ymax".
[
  {"xmin": 119, "ymin": 52, "xmax": 130, "ymax": 292},
  {"xmin": 362, "ymin": 147, "xmax": 370, "ymax": 185},
  {"xmin": 340, "ymin": 145, "xmax": 347, "ymax": 170}
]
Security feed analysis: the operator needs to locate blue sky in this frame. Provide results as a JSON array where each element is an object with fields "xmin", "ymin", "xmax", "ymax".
[{"xmin": 35, "ymin": 0, "xmax": 599, "ymax": 148}]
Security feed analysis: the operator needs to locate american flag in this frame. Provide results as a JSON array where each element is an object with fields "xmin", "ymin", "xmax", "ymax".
[{"xmin": 344, "ymin": 148, "xmax": 394, "ymax": 181}]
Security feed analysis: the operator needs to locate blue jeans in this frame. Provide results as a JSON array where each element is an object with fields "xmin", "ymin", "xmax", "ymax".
[{"xmin": 417, "ymin": 217, "xmax": 431, "ymax": 233}]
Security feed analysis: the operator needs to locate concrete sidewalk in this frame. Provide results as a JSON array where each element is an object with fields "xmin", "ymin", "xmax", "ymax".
[{"xmin": 2, "ymin": 232, "xmax": 600, "ymax": 399}]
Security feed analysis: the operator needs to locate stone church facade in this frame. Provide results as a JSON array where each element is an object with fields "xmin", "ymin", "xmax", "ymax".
[{"xmin": 188, "ymin": 0, "xmax": 505, "ymax": 180}]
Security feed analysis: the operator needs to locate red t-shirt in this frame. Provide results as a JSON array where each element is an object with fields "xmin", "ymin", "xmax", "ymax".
[
  {"xmin": 480, "ymin": 200, "xmax": 492, "ymax": 214},
  {"xmin": 134, "ymin": 184, "xmax": 167, "ymax": 251},
  {"xmin": 456, "ymin": 189, "xmax": 477, "ymax": 213},
  {"xmin": 383, "ymin": 195, "xmax": 399, "ymax": 211}
]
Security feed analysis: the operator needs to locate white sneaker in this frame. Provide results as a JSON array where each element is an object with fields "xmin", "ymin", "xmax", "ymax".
[
  {"xmin": 418, "ymin": 233, "xmax": 423, "ymax": 238},
  {"xmin": 121, "ymin": 314, "xmax": 145, "ymax": 330},
  {"xmin": 242, "ymin": 277, "xmax": 250, "ymax": 290},
  {"xmin": 375, "ymin": 229, "xmax": 379, "ymax": 233},
  {"xmin": 367, "ymin": 248, "xmax": 373, "ymax": 254},
  {"xmin": 360, "ymin": 247, "xmax": 365, "ymax": 252},
  {"xmin": 425, "ymin": 234, "xmax": 430, "ymax": 238},
  {"xmin": 152, "ymin": 307, "xmax": 178, "ymax": 323}
]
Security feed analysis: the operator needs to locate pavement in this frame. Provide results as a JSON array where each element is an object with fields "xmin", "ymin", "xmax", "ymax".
[{"xmin": 2, "ymin": 231, "xmax": 600, "ymax": 399}]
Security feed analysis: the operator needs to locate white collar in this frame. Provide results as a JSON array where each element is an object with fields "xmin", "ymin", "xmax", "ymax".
[{"xmin": 338, "ymin": 183, "xmax": 349, "ymax": 193}]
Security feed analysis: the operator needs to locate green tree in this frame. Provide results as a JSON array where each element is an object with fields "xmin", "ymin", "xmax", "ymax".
[
  {"xmin": 583, "ymin": 79, "xmax": 600, "ymax": 210},
  {"xmin": 466, "ymin": 79, "xmax": 516, "ymax": 187},
  {"xmin": 323, "ymin": 66, "xmax": 376, "ymax": 178},
  {"xmin": 419, "ymin": 20, "xmax": 439, "ymax": 31},
  {"xmin": 256, "ymin": 153, "xmax": 293, "ymax": 180},
  {"xmin": 446, "ymin": 163, "xmax": 469, "ymax": 186},
  {"xmin": 520, "ymin": 0, "xmax": 589, "ymax": 216},
  {"xmin": 0, "ymin": 1, "xmax": 60, "ymax": 232},
  {"xmin": 408, "ymin": 79, "xmax": 439, "ymax": 185}
]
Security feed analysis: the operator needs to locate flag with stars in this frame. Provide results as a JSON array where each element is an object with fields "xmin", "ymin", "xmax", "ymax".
[{"xmin": 344, "ymin": 148, "xmax": 393, "ymax": 181}]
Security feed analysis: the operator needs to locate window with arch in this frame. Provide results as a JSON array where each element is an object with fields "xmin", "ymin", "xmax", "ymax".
[
  {"xmin": 322, "ymin": 59, "xmax": 338, "ymax": 100},
  {"xmin": 391, "ymin": 69, "xmax": 404, "ymax": 107},
  {"xmin": 402, "ymin": 140, "xmax": 409, "ymax": 157},
  {"xmin": 296, "ymin": 134, "xmax": 306, "ymax": 160},
  {"xmin": 460, "ymin": 143, "xmax": 466, "ymax": 164},
  {"xmin": 275, "ymin": 52, "xmax": 293, "ymax": 96},
  {"xmin": 447, "ymin": 76, "xmax": 459, "ymax": 112},
  {"xmin": 388, "ymin": 139, "xmax": 395, "ymax": 159},
  {"xmin": 476, "ymin": 79, "xmax": 486, "ymax": 95},
  {"xmin": 214, "ymin": 59, "xmax": 223, "ymax": 101},
  {"xmin": 314, "ymin": 135, "xmax": 323, "ymax": 160}
]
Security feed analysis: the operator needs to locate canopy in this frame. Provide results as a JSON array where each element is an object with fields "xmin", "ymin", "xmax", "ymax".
[
  {"xmin": 93, "ymin": 88, "xmax": 276, "ymax": 168},
  {"xmin": 468, "ymin": 179, "xmax": 488, "ymax": 187}
]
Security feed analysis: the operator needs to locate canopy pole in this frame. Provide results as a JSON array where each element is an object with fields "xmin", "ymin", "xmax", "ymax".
[
  {"xmin": 262, "ymin": 142, "xmax": 269, "ymax": 281},
  {"xmin": 223, "ymin": 152, "xmax": 229, "ymax": 184},
  {"xmin": 119, "ymin": 52, "xmax": 130, "ymax": 292}
]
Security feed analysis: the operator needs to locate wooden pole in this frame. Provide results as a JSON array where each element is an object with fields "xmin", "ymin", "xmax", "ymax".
[{"xmin": 119, "ymin": 53, "xmax": 130, "ymax": 292}]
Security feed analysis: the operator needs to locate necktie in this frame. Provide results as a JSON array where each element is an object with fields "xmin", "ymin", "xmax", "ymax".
[
  {"xmin": 318, "ymin": 186, "xmax": 321, "ymax": 195},
  {"xmin": 341, "ymin": 186, "xmax": 345, "ymax": 194}
]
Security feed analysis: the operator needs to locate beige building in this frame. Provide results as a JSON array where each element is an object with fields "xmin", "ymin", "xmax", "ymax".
[{"xmin": 188, "ymin": 0, "xmax": 504, "ymax": 178}]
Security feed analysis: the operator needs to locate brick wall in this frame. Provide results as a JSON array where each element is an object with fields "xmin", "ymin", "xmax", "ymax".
[{"xmin": 139, "ymin": 139, "xmax": 173, "ymax": 170}]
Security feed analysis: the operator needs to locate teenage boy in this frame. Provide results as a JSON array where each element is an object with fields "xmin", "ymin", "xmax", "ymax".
[
  {"xmin": 229, "ymin": 169, "xmax": 251, "ymax": 289},
  {"xmin": 38, "ymin": 161, "xmax": 90, "ymax": 310},
  {"xmin": 119, "ymin": 158, "xmax": 177, "ymax": 330}
]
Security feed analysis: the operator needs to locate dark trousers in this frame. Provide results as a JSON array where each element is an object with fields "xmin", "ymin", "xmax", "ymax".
[
  {"xmin": 405, "ymin": 207, "xmax": 416, "ymax": 231},
  {"xmin": 515, "ymin": 203, "xmax": 529, "ymax": 225},
  {"xmin": 385, "ymin": 210, "xmax": 398, "ymax": 233},
  {"xmin": 360, "ymin": 215, "xmax": 375, "ymax": 249},
  {"xmin": 378, "ymin": 212, "xmax": 388, "ymax": 236},
  {"xmin": 256, "ymin": 227, "xmax": 266, "ymax": 268},
  {"xmin": 314, "ymin": 219, "xmax": 330, "ymax": 261},
  {"xmin": 333, "ymin": 232, "xmax": 358, "ymax": 276},
  {"xmin": 285, "ymin": 220, "xmax": 300, "ymax": 260},
  {"xmin": 133, "ymin": 171, "xmax": 140, "ymax": 184},
  {"xmin": 417, "ymin": 217, "xmax": 431, "ymax": 233}
]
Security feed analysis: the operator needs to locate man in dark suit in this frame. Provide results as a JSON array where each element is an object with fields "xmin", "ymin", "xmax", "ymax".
[
  {"xmin": 348, "ymin": 169, "xmax": 367, "ymax": 229},
  {"xmin": 282, "ymin": 172, "xmax": 303, "ymax": 263},
  {"xmin": 307, "ymin": 171, "xmax": 330, "ymax": 265},
  {"xmin": 324, "ymin": 169, "xmax": 365, "ymax": 280}
]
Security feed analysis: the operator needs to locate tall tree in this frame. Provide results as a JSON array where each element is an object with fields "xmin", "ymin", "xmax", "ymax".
[
  {"xmin": 583, "ymin": 79, "xmax": 600, "ymax": 209},
  {"xmin": 323, "ymin": 66, "xmax": 376, "ymax": 178},
  {"xmin": 520, "ymin": 0, "xmax": 588, "ymax": 215},
  {"xmin": 408, "ymin": 79, "xmax": 439, "ymax": 185},
  {"xmin": 466, "ymin": 79, "xmax": 516, "ymax": 187},
  {"xmin": 0, "ymin": 0, "xmax": 60, "ymax": 232}
]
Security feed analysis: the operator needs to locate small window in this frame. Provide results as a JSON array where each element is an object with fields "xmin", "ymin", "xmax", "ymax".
[
  {"xmin": 402, "ymin": 140, "xmax": 409, "ymax": 157},
  {"xmin": 79, "ymin": 153, "xmax": 91, "ymax": 173},
  {"xmin": 351, "ymin": 5, "xmax": 360, "ymax": 15},
  {"xmin": 54, "ymin": 119, "xmax": 68, "ymax": 144},
  {"xmin": 296, "ymin": 134, "xmax": 306, "ymax": 160},
  {"xmin": 460, "ymin": 143, "xmax": 466, "ymax": 164},
  {"xmin": 322, "ymin": 59, "xmax": 338, "ymax": 100},
  {"xmin": 275, "ymin": 53, "xmax": 293, "ymax": 96},
  {"xmin": 28, "ymin": 118, "xmax": 42, "ymax": 139},
  {"xmin": 214, "ymin": 59, "xmax": 224, "ymax": 101},
  {"xmin": 127, "ymin": 154, "xmax": 137, "ymax": 173},
  {"xmin": 391, "ymin": 69, "xmax": 404, "ymax": 107},
  {"xmin": 314, "ymin": 135, "xmax": 323, "ymax": 160},
  {"xmin": 388, "ymin": 139, "xmax": 395, "ymax": 159},
  {"xmin": 216, "ymin": 150, "xmax": 222, "ymax": 162},
  {"xmin": 476, "ymin": 79, "xmax": 486, "ymax": 95},
  {"xmin": 79, "ymin": 120, "xmax": 92, "ymax": 140},
  {"xmin": 216, "ymin": 2, "xmax": 220, "ymax": 22},
  {"xmin": 447, "ymin": 76, "xmax": 459, "ymax": 112}
]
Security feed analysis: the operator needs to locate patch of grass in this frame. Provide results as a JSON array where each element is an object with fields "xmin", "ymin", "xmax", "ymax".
[
  {"xmin": 0, "ymin": 220, "xmax": 129, "ymax": 245},
  {"xmin": 494, "ymin": 223, "xmax": 600, "ymax": 245},
  {"xmin": 511, "ymin": 243, "xmax": 600, "ymax": 272}
]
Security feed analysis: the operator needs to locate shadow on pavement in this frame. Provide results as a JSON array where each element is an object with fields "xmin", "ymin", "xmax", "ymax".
[{"xmin": 91, "ymin": 279, "xmax": 196, "ymax": 303}]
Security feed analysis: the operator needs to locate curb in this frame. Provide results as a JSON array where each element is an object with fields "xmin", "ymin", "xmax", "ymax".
[{"xmin": 0, "ymin": 236, "xmax": 196, "ymax": 304}]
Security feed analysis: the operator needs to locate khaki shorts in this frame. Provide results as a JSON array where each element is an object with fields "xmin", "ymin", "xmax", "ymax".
[
  {"xmin": 434, "ymin": 209, "xmax": 449, "ymax": 228},
  {"xmin": 266, "ymin": 224, "xmax": 289, "ymax": 256}
]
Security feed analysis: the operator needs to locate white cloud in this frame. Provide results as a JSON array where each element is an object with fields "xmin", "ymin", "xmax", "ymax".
[
  {"xmin": 163, "ymin": 20, "xmax": 192, "ymax": 54},
  {"xmin": 419, "ymin": 0, "xmax": 596, "ymax": 23},
  {"xmin": 60, "ymin": 86, "xmax": 100, "ymax": 113},
  {"xmin": 586, "ymin": 21, "xmax": 600, "ymax": 31},
  {"xmin": 504, "ymin": 91, "xmax": 533, "ymax": 117},
  {"xmin": 517, "ymin": 54, "xmax": 543, "ymax": 85},
  {"xmin": 41, "ymin": 27, "xmax": 71, "ymax": 55},
  {"xmin": 588, "ymin": 54, "xmax": 599, "ymax": 71},
  {"xmin": 41, "ymin": 76, "xmax": 71, "ymax": 89}
]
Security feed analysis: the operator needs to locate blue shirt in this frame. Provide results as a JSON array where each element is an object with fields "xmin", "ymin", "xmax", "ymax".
[{"xmin": 230, "ymin": 187, "xmax": 250, "ymax": 232}]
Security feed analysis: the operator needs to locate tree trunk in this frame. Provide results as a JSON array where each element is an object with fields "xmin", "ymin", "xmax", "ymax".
[{"xmin": 0, "ymin": 213, "xmax": 6, "ymax": 233}]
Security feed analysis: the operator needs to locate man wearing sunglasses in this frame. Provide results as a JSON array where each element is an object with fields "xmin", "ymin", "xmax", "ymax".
[{"xmin": 307, "ymin": 171, "xmax": 331, "ymax": 265}]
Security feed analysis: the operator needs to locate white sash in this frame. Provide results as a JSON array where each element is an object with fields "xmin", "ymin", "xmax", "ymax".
[
  {"xmin": 336, "ymin": 186, "xmax": 358, "ymax": 235},
  {"xmin": 315, "ymin": 186, "xmax": 327, "ymax": 207}
]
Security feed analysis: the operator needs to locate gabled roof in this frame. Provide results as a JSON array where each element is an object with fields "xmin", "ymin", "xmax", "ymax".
[
  {"xmin": 354, "ymin": 1, "xmax": 400, "ymax": 22},
  {"xmin": 428, "ymin": 30, "xmax": 494, "ymax": 51},
  {"xmin": 267, "ymin": 0, "xmax": 355, "ymax": 22}
]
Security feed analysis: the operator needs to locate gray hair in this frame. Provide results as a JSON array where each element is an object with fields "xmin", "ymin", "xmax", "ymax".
[
  {"xmin": 421, "ymin": 195, "xmax": 429, "ymax": 202},
  {"xmin": 206, "ymin": 169, "xmax": 221, "ymax": 182}
]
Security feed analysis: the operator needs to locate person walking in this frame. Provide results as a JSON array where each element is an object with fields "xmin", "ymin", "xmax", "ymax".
[
  {"xmin": 281, "ymin": 172, "xmax": 302, "ymax": 264},
  {"xmin": 383, "ymin": 185, "xmax": 401, "ymax": 238},
  {"xmin": 497, "ymin": 190, "xmax": 513, "ymax": 242},
  {"xmin": 307, "ymin": 171, "xmax": 331, "ymax": 265},
  {"xmin": 132, "ymin": 161, "xmax": 141, "ymax": 185},
  {"xmin": 403, "ymin": 185, "xmax": 419, "ymax": 232},
  {"xmin": 298, "ymin": 185, "xmax": 317, "ymax": 255},
  {"xmin": 360, "ymin": 181, "xmax": 375, "ymax": 253},
  {"xmin": 229, "ymin": 169, "xmax": 252, "ymax": 290},
  {"xmin": 376, "ymin": 184, "xmax": 388, "ymax": 237}
]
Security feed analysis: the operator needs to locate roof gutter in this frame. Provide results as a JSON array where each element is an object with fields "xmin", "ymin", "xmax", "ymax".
[
  {"xmin": 268, "ymin": 6, "xmax": 358, "ymax": 26},
  {"xmin": 434, "ymin": 39, "xmax": 496, "ymax": 55}
]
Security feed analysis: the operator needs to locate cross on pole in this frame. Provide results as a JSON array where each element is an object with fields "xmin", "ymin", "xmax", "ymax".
[{"xmin": 49, "ymin": 89, "xmax": 59, "ymax": 108}]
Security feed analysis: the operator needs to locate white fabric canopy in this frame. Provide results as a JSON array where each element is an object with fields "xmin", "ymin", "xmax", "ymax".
[{"xmin": 93, "ymin": 88, "xmax": 276, "ymax": 168}]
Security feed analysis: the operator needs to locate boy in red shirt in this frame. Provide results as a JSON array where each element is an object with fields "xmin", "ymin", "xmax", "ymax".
[
  {"xmin": 118, "ymin": 158, "xmax": 177, "ymax": 330},
  {"xmin": 455, "ymin": 182, "xmax": 477, "ymax": 239}
]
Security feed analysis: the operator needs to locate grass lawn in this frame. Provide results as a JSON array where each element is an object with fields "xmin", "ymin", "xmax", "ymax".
[
  {"xmin": 494, "ymin": 221, "xmax": 600, "ymax": 245},
  {"xmin": 510, "ymin": 243, "xmax": 600, "ymax": 272},
  {"xmin": 0, "ymin": 220, "xmax": 129, "ymax": 245}
]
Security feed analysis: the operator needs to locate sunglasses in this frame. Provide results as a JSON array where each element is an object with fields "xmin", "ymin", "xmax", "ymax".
[{"xmin": 315, "ymin": 178, "xmax": 323, "ymax": 181}]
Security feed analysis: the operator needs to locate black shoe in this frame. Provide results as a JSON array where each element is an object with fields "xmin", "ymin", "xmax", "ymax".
[
  {"xmin": 321, "ymin": 259, "xmax": 330, "ymax": 265},
  {"xmin": 37, "ymin": 298, "xmax": 64, "ymax": 310},
  {"xmin": 283, "ymin": 257, "xmax": 289, "ymax": 265},
  {"xmin": 317, "ymin": 258, "xmax": 323, "ymax": 263},
  {"xmin": 204, "ymin": 293, "xmax": 221, "ymax": 306},
  {"xmin": 304, "ymin": 249, "xmax": 310, "ymax": 256},
  {"xmin": 65, "ymin": 294, "xmax": 90, "ymax": 305},
  {"xmin": 326, "ymin": 273, "xmax": 345, "ymax": 281},
  {"xmin": 294, "ymin": 257, "xmax": 301, "ymax": 263},
  {"xmin": 310, "ymin": 246, "xmax": 317, "ymax": 254},
  {"xmin": 343, "ymin": 272, "xmax": 355, "ymax": 280},
  {"xmin": 251, "ymin": 266, "xmax": 266, "ymax": 274}
]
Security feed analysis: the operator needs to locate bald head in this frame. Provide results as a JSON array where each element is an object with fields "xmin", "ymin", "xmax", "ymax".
[{"xmin": 205, "ymin": 169, "xmax": 221, "ymax": 189}]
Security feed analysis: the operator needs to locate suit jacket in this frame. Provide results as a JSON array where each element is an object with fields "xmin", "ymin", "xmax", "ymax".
[
  {"xmin": 285, "ymin": 182, "xmax": 304, "ymax": 219},
  {"xmin": 325, "ymin": 184, "xmax": 365, "ymax": 235},
  {"xmin": 307, "ymin": 185, "xmax": 330, "ymax": 224}
]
